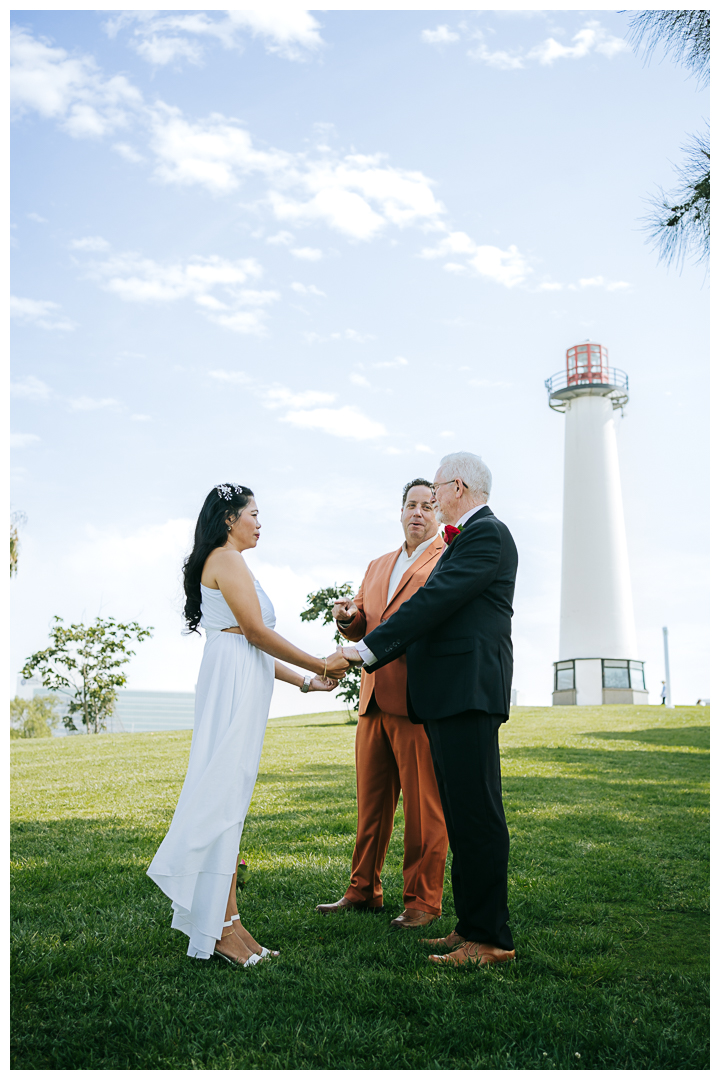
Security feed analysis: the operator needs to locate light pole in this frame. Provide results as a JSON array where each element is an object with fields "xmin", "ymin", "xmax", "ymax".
[{"xmin": 662, "ymin": 626, "xmax": 674, "ymax": 708}]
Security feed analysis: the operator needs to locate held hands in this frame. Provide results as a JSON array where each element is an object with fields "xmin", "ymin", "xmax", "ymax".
[
  {"xmin": 332, "ymin": 600, "xmax": 358, "ymax": 623},
  {"xmin": 324, "ymin": 649, "xmax": 351, "ymax": 680},
  {"xmin": 340, "ymin": 646, "xmax": 363, "ymax": 665},
  {"xmin": 308, "ymin": 676, "xmax": 339, "ymax": 692}
]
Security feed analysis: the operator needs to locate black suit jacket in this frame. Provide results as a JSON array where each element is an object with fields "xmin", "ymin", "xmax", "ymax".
[{"xmin": 362, "ymin": 506, "xmax": 517, "ymax": 721}]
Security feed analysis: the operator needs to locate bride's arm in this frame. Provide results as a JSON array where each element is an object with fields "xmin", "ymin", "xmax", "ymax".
[
  {"xmin": 274, "ymin": 661, "xmax": 338, "ymax": 692},
  {"xmin": 211, "ymin": 551, "xmax": 349, "ymax": 679},
  {"xmin": 274, "ymin": 660, "xmax": 303, "ymax": 687}
]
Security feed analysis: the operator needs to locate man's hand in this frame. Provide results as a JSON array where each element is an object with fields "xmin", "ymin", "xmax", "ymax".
[
  {"xmin": 332, "ymin": 600, "xmax": 358, "ymax": 623},
  {"xmin": 341, "ymin": 646, "xmax": 363, "ymax": 665},
  {"xmin": 324, "ymin": 649, "xmax": 351, "ymax": 679}
]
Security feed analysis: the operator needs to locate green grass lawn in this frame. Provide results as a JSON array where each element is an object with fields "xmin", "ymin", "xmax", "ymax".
[{"xmin": 11, "ymin": 705, "xmax": 709, "ymax": 1070}]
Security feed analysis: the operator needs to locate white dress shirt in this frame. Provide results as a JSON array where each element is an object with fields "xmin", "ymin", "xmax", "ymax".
[
  {"xmin": 385, "ymin": 532, "xmax": 439, "ymax": 607},
  {"xmin": 356, "ymin": 505, "xmax": 488, "ymax": 667}
]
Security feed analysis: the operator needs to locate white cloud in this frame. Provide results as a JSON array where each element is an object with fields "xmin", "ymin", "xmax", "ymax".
[
  {"xmin": 10, "ymin": 432, "xmax": 40, "ymax": 448},
  {"xmin": 537, "ymin": 281, "xmax": 564, "ymax": 291},
  {"xmin": 68, "ymin": 396, "xmax": 120, "ymax": 411},
  {"xmin": 468, "ymin": 34, "xmax": 524, "ymax": 70},
  {"xmin": 147, "ymin": 103, "xmax": 291, "ymax": 194},
  {"xmin": 568, "ymin": 276, "xmax": 632, "ymax": 291},
  {"xmin": 374, "ymin": 356, "xmax": 409, "ymax": 369},
  {"xmin": 208, "ymin": 311, "xmax": 269, "ymax": 336},
  {"xmin": 344, "ymin": 329, "xmax": 374, "ymax": 343},
  {"xmin": 113, "ymin": 142, "xmax": 144, "ymax": 163},
  {"xmin": 469, "ymin": 378, "xmax": 513, "ymax": 389},
  {"xmin": 78, "ymin": 248, "xmax": 274, "ymax": 334},
  {"xmin": 10, "ymin": 25, "xmax": 143, "ymax": 138},
  {"xmin": 131, "ymin": 414, "xmax": 151, "ymax": 421},
  {"xmin": 208, "ymin": 369, "xmax": 252, "ymax": 385},
  {"xmin": 291, "ymin": 247, "xmax": 323, "ymax": 261},
  {"xmin": 439, "ymin": 430, "xmax": 455, "ymax": 438},
  {"xmin": 281, "ymin": 405, "xmax": 386, "ymax": 440},
  {"xmin": 420, "ymin": 231, "xmax": 531, "ymax": 288},
  {"xmin": 291, "ymin": 282, "xmax": 326, "ymax": 296},
  {"xmin": 135, "ymin": 35, "xmax": 204, "ymax": 67},
  {"xmin": 419, "ymin": 18, "xmax": 627, "ymax": 71},
  {"xmin": 350, "ymin": 373, "xmax": 370, "ymax": 387},
  {"xmin": 415, "ymin": 444, "xmax": 433, "ymax": 453},
  {"xmin": 70, "ymin": 235, "xmax": 110, "ymax": 252},
  {"xmin": 263, "ymin": 387, "xmax": 336, "ymax": 410},
  {"xmin": 421, "ymin": 26, "xmax": 460, "ymax": 45},
  {"xmin": 104, "ymin": 10, "xmax": 325, "ymax": 66},
  {"xmin": 527, "ymin": 21, "xmax": 628, "ymax": 65},
  {"xmin": 267, "ymin": 230, "xmax": 294, "ymax": 246},
  {"xmin": 13, "ymin": 30, "xmax": 446, "ymax": 250},
  {"xmin": 10, "ymin": 375, "xmax": 52, "ymax": 399},
  {"xmin": 10, "ymin": 295, "xmax": 76, "ymax": 330},
  {"xmin": 26, "ymin": 212, "xmax": 47, "ymax": 223},
  {"xmin": 238, "ymin": 289, "xmax": 280, "ymax": 307}
]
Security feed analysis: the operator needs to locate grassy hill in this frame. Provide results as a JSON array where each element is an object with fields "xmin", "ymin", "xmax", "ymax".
[{"xmin": 11, "ymin": 705, "xmax": 709, "ymax": 1069}]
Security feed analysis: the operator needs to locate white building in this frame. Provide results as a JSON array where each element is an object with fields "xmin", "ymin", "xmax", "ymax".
[
  {"xmin": 546, "ymin": 342, "xmax": 648, "ymax": 706},
  {"xmin": 16, "ymin": 677, "xmax": 195, "ymax": 733}
]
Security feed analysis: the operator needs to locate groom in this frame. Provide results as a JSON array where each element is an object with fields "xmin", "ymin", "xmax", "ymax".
[{"xmin": 335, "ymin": 451, "xmax": 518, "ymax": 966}]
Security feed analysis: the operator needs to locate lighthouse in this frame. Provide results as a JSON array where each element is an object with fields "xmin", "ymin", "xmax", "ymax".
[{"xmin": 546, "ymin": 342, "xmax": 648, "ymax": 706}]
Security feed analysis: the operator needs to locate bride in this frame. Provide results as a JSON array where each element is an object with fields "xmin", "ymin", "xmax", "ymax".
[{"xmin": 147, "ymin": 483, "xmax": 349, "ymax": 967}]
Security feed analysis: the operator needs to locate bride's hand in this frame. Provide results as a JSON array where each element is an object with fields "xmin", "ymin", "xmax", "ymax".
[
  {"xmin": 324, "ymin": 649, "xmax": 350, "ymax": 679},
  {"xmin": 308, "ymin": 676, "xmax": 338, "ymax": 692}
]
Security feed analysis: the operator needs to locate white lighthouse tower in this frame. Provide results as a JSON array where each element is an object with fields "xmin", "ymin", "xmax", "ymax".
[{"xmin": 546, "ymin": 342, "xmax": 648, "ymax": 705}]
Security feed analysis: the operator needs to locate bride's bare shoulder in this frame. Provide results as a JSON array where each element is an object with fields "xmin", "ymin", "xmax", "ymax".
[{"xmin": 201, "ymin": 548, "xmax": 252, "ymax": 587}]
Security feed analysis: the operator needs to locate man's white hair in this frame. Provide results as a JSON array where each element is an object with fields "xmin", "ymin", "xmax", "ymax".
[{"xmin": 438, "ymin": 451, "xmax": 492, "ymax": 499}]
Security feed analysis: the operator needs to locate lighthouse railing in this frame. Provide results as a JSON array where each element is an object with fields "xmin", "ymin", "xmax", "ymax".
[{"xmin": 544, "ymin": 367, "xmax": 629, "ymax": 396}]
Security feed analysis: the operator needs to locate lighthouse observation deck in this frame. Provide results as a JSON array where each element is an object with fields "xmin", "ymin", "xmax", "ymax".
[{"xmin": 545, "ymin": 342, "xmax": 629, "ymax": 412}]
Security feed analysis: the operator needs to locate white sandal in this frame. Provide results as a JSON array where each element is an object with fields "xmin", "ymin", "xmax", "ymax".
[
  {"xmin": 231, "ymin": 913, "xmax": 279, "ymax": 958},
  {"xmin": 214, "ymin": 920, "xmax": 262, "ymax": 968}
]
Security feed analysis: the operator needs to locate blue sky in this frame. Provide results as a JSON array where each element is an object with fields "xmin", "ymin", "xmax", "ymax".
[{"xmin": 10, "ymin": 9, "xmax": 709, "ymax": 714}]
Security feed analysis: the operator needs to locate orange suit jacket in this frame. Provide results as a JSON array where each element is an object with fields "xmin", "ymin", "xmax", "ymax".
[{"xmin": 340, "ymin": 533, "xmax": 445, "ymax": 717}]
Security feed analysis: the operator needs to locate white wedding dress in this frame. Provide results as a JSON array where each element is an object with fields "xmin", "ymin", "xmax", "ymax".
[{"xmin": 147, "ymin": 580, "xmax": 276, "ymax": 958}]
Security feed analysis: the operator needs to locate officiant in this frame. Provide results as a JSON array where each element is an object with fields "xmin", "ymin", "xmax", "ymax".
[{"xmin": 315, "ymin": 479, "xmax": 448, "ymax": 930}]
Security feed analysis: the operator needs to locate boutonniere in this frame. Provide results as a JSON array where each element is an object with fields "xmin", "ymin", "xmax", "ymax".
[{"xmin": 443, "ymin": 524, "xmax": 463, "ymax": 545}]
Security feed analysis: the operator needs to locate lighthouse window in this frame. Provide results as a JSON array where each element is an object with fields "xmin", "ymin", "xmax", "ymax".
[
  {"xmin": 555, "ymin": 661, "xmax": 574, "ymax": 691},
  {"xmin": 629, "ymin": 661, "xmax": 646, "ymax": 690},
  {"xmin": 602, "ymin": 660, "xmax": 631, "ymax": 689}
]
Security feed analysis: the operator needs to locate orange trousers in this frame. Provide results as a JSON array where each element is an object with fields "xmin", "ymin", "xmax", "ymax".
[{"xmin": 344, "ymin": 704, "xmax": 449, "ymax": 915}]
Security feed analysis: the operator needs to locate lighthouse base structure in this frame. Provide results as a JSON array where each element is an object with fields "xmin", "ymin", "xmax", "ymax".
[{"xmin": 552, "ymin": 657, "xmax": 649, "ymax": 706}]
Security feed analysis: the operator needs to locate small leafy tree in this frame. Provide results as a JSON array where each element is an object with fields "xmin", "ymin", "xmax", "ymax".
[
  {"xmin": 10, "ymin": 511, "xmax": 26, "ymax": 578},
  {"xmin": 10, "ymin": 695, "xmax": 61, "ymax": 739},
  {"xmin": 21, "ymin": 616, "xmax": 153, "ymax": 734},
  {"xmin": 301, "ymin": 583, "xmax": 362, "ymax": 721}
]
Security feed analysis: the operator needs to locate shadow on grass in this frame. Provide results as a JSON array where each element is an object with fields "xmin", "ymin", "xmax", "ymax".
[{"xmin": 582, "ymin": 727, "xmax": 709, "ymax": 750}]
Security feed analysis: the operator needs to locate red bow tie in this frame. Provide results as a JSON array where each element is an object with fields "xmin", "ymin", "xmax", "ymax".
[{"xmin": 443, "ymin": 525, "xmax": 462, "ymax": 545}]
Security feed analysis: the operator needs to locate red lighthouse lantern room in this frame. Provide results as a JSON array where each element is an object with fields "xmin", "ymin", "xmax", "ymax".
[{"xmin": 566, "ymin": 342, "xmax": 609, "ymax": 386}]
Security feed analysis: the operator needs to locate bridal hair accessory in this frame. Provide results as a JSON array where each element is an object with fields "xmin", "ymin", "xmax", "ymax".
[{"xmin": 216, "ymin": 483, "xmax": 245, "ymax": 501}]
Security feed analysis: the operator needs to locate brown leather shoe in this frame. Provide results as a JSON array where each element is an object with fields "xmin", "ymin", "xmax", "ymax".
[
  {"xmin": 428, "ymin": 940, "xmax": 516, "ymax": 967},
  {"xmin": 389, "ymin": 908, "xmax": 438, "ymax": 930},
  {"xmin": 420, "ymin": 930, "xmax": 467, "ymax": 950},
  {"xmin": 315, "ymin": 896, "xmax": 385, "ymax": 916}
]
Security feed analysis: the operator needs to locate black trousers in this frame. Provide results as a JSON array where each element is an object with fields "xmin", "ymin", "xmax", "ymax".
[{"xmin": 423, "ymin": 710, "xmax": 513, "ymax": 951}]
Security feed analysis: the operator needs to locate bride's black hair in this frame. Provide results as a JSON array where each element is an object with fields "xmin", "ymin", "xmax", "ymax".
[{"xmin": 182, "ymin": 484, "xmax": 254, "ymax": 634}]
